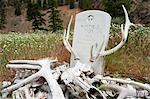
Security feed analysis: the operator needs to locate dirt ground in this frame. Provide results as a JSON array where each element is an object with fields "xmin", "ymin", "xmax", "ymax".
[{"xmin": 0, "ymin": 6, "xmax": 80, "ymax": 33}]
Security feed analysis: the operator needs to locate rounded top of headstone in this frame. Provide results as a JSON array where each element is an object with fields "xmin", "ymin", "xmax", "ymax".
[{"xmin": 76, "ymin": 10, "xmax": 111, "ymax": 18}]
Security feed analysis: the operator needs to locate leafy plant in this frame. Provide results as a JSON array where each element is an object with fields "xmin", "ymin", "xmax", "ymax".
[
  {"xmin": 0, "ymin": 25, "xmax": 149, "ymax": 81},
  {"xmin": 69, "ymin": 0, "xmax": 75, "ymax": 9},
  {"xmin": 0, "ymin": 0, "xmax": 6, "ymax": 29},
  {"xmin": 0, "ymin": 32, "xmax": 62, "ymax": 74},
  {"xmin": 14, "ymin": 0, "xmax": 22, "ymax": 16},
  {"xmin": 27, "ymin": 1, "xmax": 46, "ymax": 31},
  {"xmin": 102, "ymin": 0, "xmax": 132, "ymax": 17},
  {"xmin": 48, "ymin": 0, "xmax": 63, "ymax": 33},
  {"xmin": 106, "ymin": 24, "xmax": 150, "ymax": 80},
  {"xmin": 79, "ymin": 0, "xmax": 92, "ymax": 10}
]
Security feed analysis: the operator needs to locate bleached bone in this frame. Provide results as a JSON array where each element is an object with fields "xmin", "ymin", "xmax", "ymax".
[
  {"xmin": 67, "ymin": 77, "xmax": 107, "ymax": 99},
  {"xmin": 83, "ymin": 74, "xmax": 150, "ymax": 98},
  {"xmin": 2, "ymin": 5, "xmax": 150, "ymax": 99},
  {"xmin": 91, "ymin": 75, "xmax": 150, "ymax": 98},
  {"xmin": 97, "ymin": 5, "xmax": 135, "ymax": 57},
  {"xmin": 12, "ymin": 91, "xmax": 23, "ymax": 99},
  {"xmin": 99, "ymin": 76, "xmax": 150, "ymax": 92},
  {"xmin": 61, "ymin": 61, "xmax": 107, "ymax": 99},
  {"xmin": 61, "ymin": 6, "xmax": 150, "ymax": 99},
  {"xmin": 12, "ymin": 84, "xmax": 49, "ymax": 99},
  {"xmin": 2, "ymin": 81, "xmax": 11, "ymax": 88},
  {"xmin": 100, "ymin": 84, "xmax": 136, "ymax": 99},
  {"xmin": 64, "ymin": 6, "xmax": 134, "ymax": 74},
  {"xmin": 7, "ymin": 59, "xmax": 57, "ymax": 69},
  {"xmin": 1, "ymin": 81, "xmax": 11, "ymax": 98},
  {"xmin": 101, "ymin": 83, "xmax": 150, "ymax": 98},
  {"xmin": 1, "ymin": 58, "xmax": 65, "ymax": 99},
  {"xmin": 63, "ymin": 16, "xmax": 80, "ymax": 60},
  {"xmin": 12, "ymin": 84, "xmax": 32, "ymax": 99},
  {"xmin": 6, "ymin": 64, "xmax": 41, "ymax": 70}
]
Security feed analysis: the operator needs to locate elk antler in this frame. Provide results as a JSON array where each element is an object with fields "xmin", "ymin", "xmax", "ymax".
[
  {"xmin": 100, "ymin": 77, "xmax": 150, "ymax": 92},
  {"xmin": 98, "ymin": 5, "xmax": 135, "ymax": 57},
  {"xmin": 6, "ymin": 58, "xmax": 57, "ymax": 70},
  {"xmin": 63, "ymin": 15, "xmax": 80, "ymax": 60},
  {"xmin": 1, "ymin": 58, "xmax": 65, "ymax": 99}
]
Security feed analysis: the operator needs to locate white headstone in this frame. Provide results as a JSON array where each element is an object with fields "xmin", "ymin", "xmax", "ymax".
[{"xmin": 71, "ymin": 10, "xmax": 111, "ymax": 74}]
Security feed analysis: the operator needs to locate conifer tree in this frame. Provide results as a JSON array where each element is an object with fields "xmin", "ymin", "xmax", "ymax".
[
  {"xmin": 27, "ymin": 0, "xmax": 46, "ymax": 31},
  {"xmin": 69, "ymin": 0, "xmax": 75, "ymax": 9},
  {"xmin": 0, "ymin": 9, "xmax": 5, "ymax": 29},
  {"xmin": 27, "ymin": 0, "xmax": 33, "ymax": 21},
  {"xmin": 0, "ymin": 0, "xmax": 6, "ymax": 29},
  {"xmin": 15, "ymin": 0, "xmax": 21, "ymax": 16},
  {"xmin": 48, "ymin": 0, "xmax": 63, "ymax": 33},
  {"xmin": 42, "ymin": 0, "xmax": 48, "ymax": 9},
  {"xmin": 79, "ymin": 0, "xmax": 92, "ymax": 10},
  {"xmin": 102, "ymin": 0, "xmax": 132, "ymax": 17}
]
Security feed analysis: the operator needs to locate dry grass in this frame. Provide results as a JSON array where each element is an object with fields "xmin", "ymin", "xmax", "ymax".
[
  {"xmin": 105, "ymin": 25, "xmax": 150, "ymax": 82},
  {"xmin": 0, "ymin": 25, "xmax": 149, "ymax": 82},
  {"xmin": 0, "ymin": 45, "xmax": 70, "ymax": 82}
]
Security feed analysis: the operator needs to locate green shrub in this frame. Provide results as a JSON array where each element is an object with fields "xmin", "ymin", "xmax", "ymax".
[
  {"xmin": 111, "ymin": 17, "xmax": 124, "ymax": 24},
  {"xmin": 15, "ymin": 0, "xmax": 22, "ymax": 16},
  {"xmin": 106, "ymin": 24, "xmax": 150, "ymax": 80},
  {"xmin": 69, "ymin": 0, "xmax": 75, "ymax": 9},
  {"xmin": 0, "ymin": 0, "xmax": 6, "ymax": 29},
  {"xmin": 109, "ymin": 24, "xmax": 150, "ymax": 57},
  {"xmin": 48, "ymin": 0, "xmax": 63, "ymax": 33},
  {"xmin": 79, "ymin": 0, "xmax": 92, "ymax": 10},
  {"xmin": 102, "ymin": 0, "xmax": 132, "ymax": 17},
  {"xmin": 0, "ymin": 32, "xmax": 62, "ymax": 73}
]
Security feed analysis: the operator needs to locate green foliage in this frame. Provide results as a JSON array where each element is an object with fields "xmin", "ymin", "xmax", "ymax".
[
  {"xmin": 27, "ymin": 0, "xmax": 62, "ymax": 32},
  {"xmin": 65, "ymin": 0, "xmax": 69, "ymax": 5},
  {"xmin": 0, "ymin": 0, "xmax": 6, "ymax": 29},
  {"xmin": 109, "ymin": 24, "xmax": 150, "ymax": 57},
  {"xmin": 108, "ymin": 24, "xmax": 150, "ymax": 59},
  {"xmin": 42, "ymin": 0, "xmax": 49, "ymax": 9},
  {"xmin": 36, "ymin": 0, "xmax": 42, "ymax": 8},
  {"xmin": 27, "ymin": 0, "xmax": 34, "ymax": 21},
  {"xmin": 27, "ymin": 1, "xmax": 46, "ymax": 31},
  {"xmin": 69, "ymin": 0, "xmax": 75, "ymax": 9},
  {"xmin": 57, "ymin": 0, "xmax": 67, "ymax": 6},
  {"xmin": 0, "ymin": 32, "xmax": 62, "ymax": 73},
  {"xmin": 0, "ymin": 8, "xmax": 5, "ymax": 29},
  {"xmin": 102, "ymin": 0, "xmax": 132, "ymax": 17},
  {"xmin": 79, "ymin": 0, "xmax": 92, "ymax": 10},
  {"xmin": 49, "ymin": 0, "xmax": 58, "ymax": 8},
  {"xmin": 111, "ymin": 17, "xmax": 124, "ymax": 25},
  {"xmin": 14, "ymin": 0, "xmax": 22, "ymax": 16},
  {"xmin": 105, "ymin": 24, "xmax": 150, "ymax": 79},
  {"xmin": 127, "ymin": 26, "xmax": 150, "ymax": 56},
  {"xmin": 48, "ymin": 0, "xmax": 63, "ymax": 33}
]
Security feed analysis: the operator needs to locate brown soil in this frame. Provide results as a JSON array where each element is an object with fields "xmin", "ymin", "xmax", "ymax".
[{"xmin": 0, "ymin": 6, "xmax": 80, "ymax": 33}]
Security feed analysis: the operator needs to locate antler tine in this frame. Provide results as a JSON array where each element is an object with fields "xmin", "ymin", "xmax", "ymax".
[
  {"xmin": 1, "ymin": 72, "xmax": 40, "ymax": 93},
  {"xmin": 90, "ymin": 36, "xmax": 105, "ymax": 61},
  {"xmin": 67, "ymin": 15, "xmax": 73, "ymax": 39},
  {"xmin": 122, "ymin": 5, "xmax": 135, "ymax": 41},
  {"xmin": 6, "ymin": 64, "xmax": 41, "ymax": 70},
  {"xmin": 63, "ymin": 16, "xmax": 80, "ymax": 60},
  {"xmin": 98, "ymin": 5, "xmax": 134, "ymax": 56},
  {"xmin": 100, "ymin": 77, "xmax": 150, "ymax": 92}
]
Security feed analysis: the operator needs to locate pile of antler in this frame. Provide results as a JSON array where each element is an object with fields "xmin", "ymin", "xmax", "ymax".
[{"xmin": 1, "ymin": 5, "xmax": 150, "ymax": 99}]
